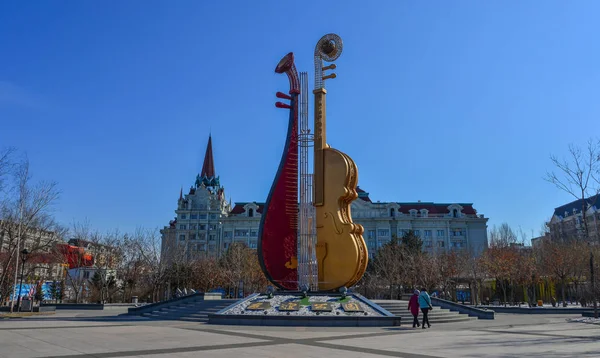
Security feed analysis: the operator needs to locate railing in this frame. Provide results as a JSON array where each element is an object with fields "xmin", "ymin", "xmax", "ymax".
[{"xmin": 431, "ymin": 297, "xmax": 495, "ymax": 319}]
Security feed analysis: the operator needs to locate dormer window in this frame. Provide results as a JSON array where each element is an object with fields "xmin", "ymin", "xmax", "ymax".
[
  {"xmin": 248, "ymin": 208, "xmax": 254, "ymax": 217},
  {"xmin": 420, "ymin": 209, "xmax": 428, "ymax": 218},
  {"xmin": 390, "ymin": 208, "xmax": 395, "ymax": 217},
  {"xmin": 447, "ymin": 204, "xmax": 464, "ymax": 218},
  {"xmin": 409, "ymin": 209, "xmax": 418, "ymax": 217}
]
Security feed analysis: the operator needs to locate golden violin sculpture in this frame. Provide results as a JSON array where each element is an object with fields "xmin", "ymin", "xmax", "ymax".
[{"xmin": 313, "ymin": 34, "xmax": 368, "ymax": 291}]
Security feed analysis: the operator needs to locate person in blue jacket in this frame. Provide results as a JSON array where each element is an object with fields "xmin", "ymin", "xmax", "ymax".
[{"xmin": 418, "ymin": 287, "xmax": 433, "ymax": 329}]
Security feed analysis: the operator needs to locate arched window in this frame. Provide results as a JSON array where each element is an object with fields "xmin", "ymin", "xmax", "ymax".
[
  {"xmin": 390, "ymin": 208, "xmax": 395, "ymax": 217},
  {"xmin": 248, "ymin": 208, "xmax": 254, "ymax": 217},
  {"xmin": 452, "ymin": 209, "xmax": 458, "ymax": 218}
]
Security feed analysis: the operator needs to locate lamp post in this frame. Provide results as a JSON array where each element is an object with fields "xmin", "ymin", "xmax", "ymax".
[{"xmin": 15, "ymin": 249, "xmax": 29, "ymax": 312}]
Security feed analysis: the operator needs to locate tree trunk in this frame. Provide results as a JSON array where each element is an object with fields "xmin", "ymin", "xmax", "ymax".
[{"xmin": 561, "ymin": 279, "xmax": 566, "ymax": 306}]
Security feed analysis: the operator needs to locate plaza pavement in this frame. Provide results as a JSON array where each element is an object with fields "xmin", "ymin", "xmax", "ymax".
[{"xmin": 1, "ymin": 308, "xmax": 599, "ymax": 358}]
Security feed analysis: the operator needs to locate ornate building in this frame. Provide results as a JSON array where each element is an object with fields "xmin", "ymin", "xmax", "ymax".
[
  {"xmin": 160, "ymin": 136, "xmax": 489, "ymax": 262},
  {"xmin": 160, "ymin": 135, "xmax": 232, "ymax": 261}
]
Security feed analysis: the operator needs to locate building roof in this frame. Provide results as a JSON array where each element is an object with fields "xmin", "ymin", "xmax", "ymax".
[
  {"xmin": 393, "ymin": 203, "xmax": 477, "ymax": 215},
  {"xmin": 553, "ymin": 194, "xmax": 600, "ymax": 218},
  {"xmin": 228, "ymin": 199, "xmax": 477, "ymax": 216},
  {"xmin": 355, "ymin": 187, "xmax": 477, "ymax": 215},
  {"xmin": 357, "ymin": 186, "xmax": 372, "ymax": 202},
  {"xmin": 230, "ymin": 202, "xmax": 265, "ymax": 215},
  {"xmin": 201, "ymin": 135, "xmax": 215, "ymax": 178}
]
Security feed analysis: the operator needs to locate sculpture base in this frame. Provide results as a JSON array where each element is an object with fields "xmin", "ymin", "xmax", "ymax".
[{"xmin": 208, "ymin": 292, "xmax": 400, "ymax": 327}]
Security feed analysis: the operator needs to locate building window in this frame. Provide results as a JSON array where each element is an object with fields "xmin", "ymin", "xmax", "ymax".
[
  {"xmin": 190, "ymin": 224, "xmax": 197, "ymax": 230},
  {"xmin": 250, "ymin": 230, "xmax": 258, "ymax": 237},
  {"xmin": 189, "ymin": 233, "xmax": 196, "ymax": 240},
  {"xmin": 398, "ymin": 229, "xmax": 407, "ymax": 237},
  {"xmin": 367, "ymin": 230, "xmax": 376, "ymax": 239},
  {"xmin": 377, "ymin": 229, "xmax": 389, "ymax": 237},
  {"xmin": 437, "ymin": 230, "xmax": 445, "ymax": 237},
  {"xmin": 409, "ymin": 209, "xmax": 417, "ymax": 217},
  {"xmin": 180, "ymin": 214, "xmax": 187, "ymax": 220},
  {"xmin": 452, "ymin": 229, "xmax": 465, "ymax": 237},
  {"xmin": 209, "ymin": 234, "xmax": 216, "ymax": 241},
  {"xmin": 452, "ymin": 209, "xmax": 458, "ymax": 218},
  {"xmin": 198, "ymin": 233, "xmax": 206, "ymax": 240},
  {"xmin": 179, "ymin": 224, "xmax": 187, "ymax": 230},
  {"xmin": 200, "ymin": 224, "xmax": 206, "ymax": 230},
  {"xmin": 83, "ymin": 271, "xmax": 91, "ymax": 279},
  {"xmin": 248, "ymin": 208, "xmax": 254, "ymax": 217},
  {"xmin": 420, "ymin": 209, "xmax": 428, "ymax": 218},
  {"xmin": 209, "ymin": 224, "xmax": 217, "ymax": 230},
  {"xmin": 224, "ymin": 231, "xmax": 232, "ymax": 238},
  {"xmin": 190, "ymin": 214, "xmax": 198, "ymax": 219},
  {"xmin": 250, "ymin": 242, "xmax": 257, "ymax": 249},
  {"xmin": 223, "ymin": 243, "xmax": 230, "ymax": 249},
  {"xmin": 199, "ymin": 214, "xmax": 207, "ymax": 220},
  {"xmin": 425, "ymin": 240, "xmax": 432, "ymax": 248},
  {"xmin": 368, "ymin": 240, "xmax": 376, "ymax": 249},
  {"xmin": 414, "ymin": 230, "xmax": 420, "ymax": 237},
  {"xmin": 198, "ymin": 244, "xmax": 206, "ymax": 251},
  {"xmin": 437, "ymin": 241, "xmax": 445, "ymax": 247},
  {"xmin": 424, "ymin": 230, "xmax": 432, "ymax": 237},
  {"xmin": 210, "ymin": 214, "xmax": 217, "ymax": 220},
  {"xmin": 390, "ymin": 208, "xmax": 395, "ymax": 217},
  {"xmin": 235, "ymin": 230, "xmax": 249, "ymax": 237}
]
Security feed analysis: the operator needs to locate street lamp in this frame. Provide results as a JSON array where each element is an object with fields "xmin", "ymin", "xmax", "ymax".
[{"xmin": 15, "ymin": 248, "xmax": 29, "ymax": 312}]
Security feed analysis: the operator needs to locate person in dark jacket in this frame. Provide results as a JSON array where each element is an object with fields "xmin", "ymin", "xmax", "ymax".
[{"xmin": 407, "ymin": 289, "xmax": 421, "ymax": 328}]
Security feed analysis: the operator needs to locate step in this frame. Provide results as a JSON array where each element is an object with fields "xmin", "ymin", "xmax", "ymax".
[
  {"xmin": 389, "ymin": 312, "xmax": 463, "ymax": 318},
  {"xmin": 179, "ymin": 317, "xmax": 209, "ymax": 322}
]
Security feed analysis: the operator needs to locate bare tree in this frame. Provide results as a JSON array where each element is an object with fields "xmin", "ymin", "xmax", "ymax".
[
  {"xmin": 539, "ymin": 239, "xmax": 577, "ymax": 306},
  {"xmin": 220, "ymin": 242, "xmax": 249, "ymax": 298},
  {"xmin": 464, "ymin": 253, "xmax": 488, "ymax": 305},
  {"xmin": 483, "ymin": 225, "xmax": 520, "ymax": 306},
  {"xmin": 371, "ymin": 236, "xmax": 406, "ymax": 299},
  {"xmin": 134, "ymin": 228, "xmax": 173, "ymax": 302},
  {"xmin": 91, "ymin": 229, "xmax": 124, "ymax": 303},
  {"xmin": 489, "ymin": 223, "xmax": 518, "ymax": 247},
  {"xmin": 0, "ymin": 147, "xmax": 16, "ymax": 193},
  {"xmin": 545, "ymin": 139, "xmax": 600, "ymax": 240},
  {"xmin": 0, "ymin": 154, "xmax": 60, "ymax": 310},
  {"xmin": 58, "ymin": 220, "xmax": 97, "ymax": 303}
]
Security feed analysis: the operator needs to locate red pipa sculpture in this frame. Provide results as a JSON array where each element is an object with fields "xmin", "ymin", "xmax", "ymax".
[{"xmin": 257, "ymin": 52, "xmax": 300, "ymax": 290}]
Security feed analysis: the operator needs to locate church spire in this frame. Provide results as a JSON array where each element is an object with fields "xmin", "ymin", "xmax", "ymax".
[
  {"xmin": 200, "ymin": 134, "xmax": 215, "ymax": 178},
  {"xmin": 196, "ymin": 134, "xmax": 220, "ymax": 189}
]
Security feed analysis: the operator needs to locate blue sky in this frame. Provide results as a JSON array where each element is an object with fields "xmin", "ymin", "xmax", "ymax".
[{"xmin": 1, "ymin": 1, "xmax": 599, "ymax": 242}]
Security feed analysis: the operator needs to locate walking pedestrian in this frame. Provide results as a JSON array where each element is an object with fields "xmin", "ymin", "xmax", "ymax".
[
  {"xmin": 419, "ymin": 288, "xmax": 433, "ymax": 329},
  {"xmin": 407, "ymin": 289, "xmax": 420, "ymax": 328}
]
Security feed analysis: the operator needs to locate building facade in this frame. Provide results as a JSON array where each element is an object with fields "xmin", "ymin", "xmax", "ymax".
[
  {"xmin": 161, "ymin": 136, "xmax": 489, "ymax": 262},
  {"xmin": 547, "ymin": 194, "xmax": 600, "ymax": 242}
]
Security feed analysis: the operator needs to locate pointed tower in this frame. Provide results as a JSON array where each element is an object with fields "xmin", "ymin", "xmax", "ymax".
[
  {"xmin": 201, "ymin": 135, "xmax": 215, "ymax": 179},
  {"xmin": 196, "ymin": 135, "xmax": 220, "ymax": 188}
]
